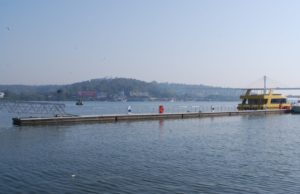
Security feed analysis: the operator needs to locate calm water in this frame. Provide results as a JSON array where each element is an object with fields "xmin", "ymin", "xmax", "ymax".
[{"xmin": 1, "ymin": 101, "xmax": 300, "ymax": 193}]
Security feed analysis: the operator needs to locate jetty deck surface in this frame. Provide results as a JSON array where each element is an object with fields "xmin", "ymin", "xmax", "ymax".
[{"xmin": 13, "ymin": 109, "xmax": 289, "ymax": 126}]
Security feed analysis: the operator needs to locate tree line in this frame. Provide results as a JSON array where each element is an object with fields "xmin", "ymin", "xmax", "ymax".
[{"xmin": 0, "ymin": 78, "xmax": 241, "ymax": 101}]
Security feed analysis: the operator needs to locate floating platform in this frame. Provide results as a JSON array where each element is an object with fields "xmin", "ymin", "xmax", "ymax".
[{"xmin": 13, "ymin": 109, "xmax": 289, "ymax": 126}]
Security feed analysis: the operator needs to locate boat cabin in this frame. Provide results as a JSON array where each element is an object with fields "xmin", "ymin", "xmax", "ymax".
[{"xmin": 237, "ymin": 89, "xmax": 291, "ymax": 110}]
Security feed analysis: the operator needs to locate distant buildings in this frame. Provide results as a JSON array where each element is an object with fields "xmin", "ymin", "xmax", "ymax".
[
  {"xmin": 129, "ymin": 91, "xmax": 149, "ymax": 97},
  {"xmin": 75, "ymin": 90, "xmax": 154, "ymax": 101},
  {"xmin": 77, "ymin": 91, "xmax": 97, "ymax": 98}
]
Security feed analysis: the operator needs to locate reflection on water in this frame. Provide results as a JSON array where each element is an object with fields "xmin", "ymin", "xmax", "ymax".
[{"xmin": 1, "ymin": 102, "xmax": 300, "ymax": 193}]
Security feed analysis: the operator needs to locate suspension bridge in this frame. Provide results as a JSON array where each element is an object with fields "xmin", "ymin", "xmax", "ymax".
[{"xmin": 236, "ymin": 75, "xmax": 300, "ymax": 92}]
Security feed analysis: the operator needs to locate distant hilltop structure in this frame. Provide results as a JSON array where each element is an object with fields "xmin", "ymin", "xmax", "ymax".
[{"xmin": 0, "ymin": 92, "xmax": 5, "ymax": 99}]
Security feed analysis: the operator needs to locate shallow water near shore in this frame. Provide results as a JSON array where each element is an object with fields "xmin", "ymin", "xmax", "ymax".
[{"xmin": 1, "ymin": 101, "xmax": 300, "ymax": 193}]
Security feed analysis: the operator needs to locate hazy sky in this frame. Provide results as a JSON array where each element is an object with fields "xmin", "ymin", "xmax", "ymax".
[{"xmin": 1, "ymin": 0, "xmax": 300, "ymax": 87}]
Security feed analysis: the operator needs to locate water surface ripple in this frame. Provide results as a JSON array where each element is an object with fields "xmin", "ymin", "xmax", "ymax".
[{"xmin": 1, "ymin": 102, "xmax": 300, "ymax": 193}]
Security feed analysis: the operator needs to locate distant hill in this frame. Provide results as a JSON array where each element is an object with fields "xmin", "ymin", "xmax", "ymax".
[{"xmin": 0, "ymin": 78, "xmax": 242, "ymax": 101}]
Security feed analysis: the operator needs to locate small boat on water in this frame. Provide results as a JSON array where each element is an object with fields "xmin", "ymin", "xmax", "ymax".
[
  {"xmin": 76, "ymin": 99, "xmax": 83, "ymax": 106},
  {"xmin": 292, "ymin": 102, "xmax": 300, "ymax": 113}
]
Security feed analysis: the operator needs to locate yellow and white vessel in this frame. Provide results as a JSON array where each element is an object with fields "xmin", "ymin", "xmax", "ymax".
[
  {"xmin": 237, "ymin": 76, "xmax": 293, "ymax": 110},
  {"xmin": 237, "ymin": 89, "xmax": 291, "ymax": 110}
]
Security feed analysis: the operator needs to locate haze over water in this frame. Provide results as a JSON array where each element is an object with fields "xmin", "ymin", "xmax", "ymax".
[
  {"xmin": 2, "ymin": 1, "xmax": 300, "ymax": 192},
  {"xmin": 1, "ymin": 101, "xmax": 300, "ymax": 193}
]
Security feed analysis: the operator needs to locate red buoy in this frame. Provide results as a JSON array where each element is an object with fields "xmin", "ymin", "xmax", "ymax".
[{"xmin": 159, "ymin": 105, "xmax": 164, "ymax": 114}]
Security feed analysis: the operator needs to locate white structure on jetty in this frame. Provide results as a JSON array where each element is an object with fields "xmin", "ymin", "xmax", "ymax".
[{"xmin": 0, "ymin": 92, "xmax": 5, "ymax": 98}]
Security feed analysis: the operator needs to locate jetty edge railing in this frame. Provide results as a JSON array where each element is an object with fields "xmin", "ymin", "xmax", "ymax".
[
  {"xmin": 0, "ymin": 101, "xmax": 67, "ymax": 116},
  {"xmin": 124, "ymin": 105, "xmax": 238, "ymax": 114}
]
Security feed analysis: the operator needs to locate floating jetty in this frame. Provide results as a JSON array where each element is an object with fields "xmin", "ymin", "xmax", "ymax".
[{"xmin": 13, "ymin": 109, "xmax": 289, "ymax": 126}]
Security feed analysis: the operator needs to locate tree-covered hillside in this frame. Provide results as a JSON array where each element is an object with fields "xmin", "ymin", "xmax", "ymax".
[{"xmin": 0, "ymin": 78, "xmax": 241, "ymax": 101}]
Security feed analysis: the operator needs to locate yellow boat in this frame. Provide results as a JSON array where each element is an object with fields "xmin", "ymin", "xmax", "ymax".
[{"xmin": 237, "ymin": 89, "xmax": 291, "ymax": 110}]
